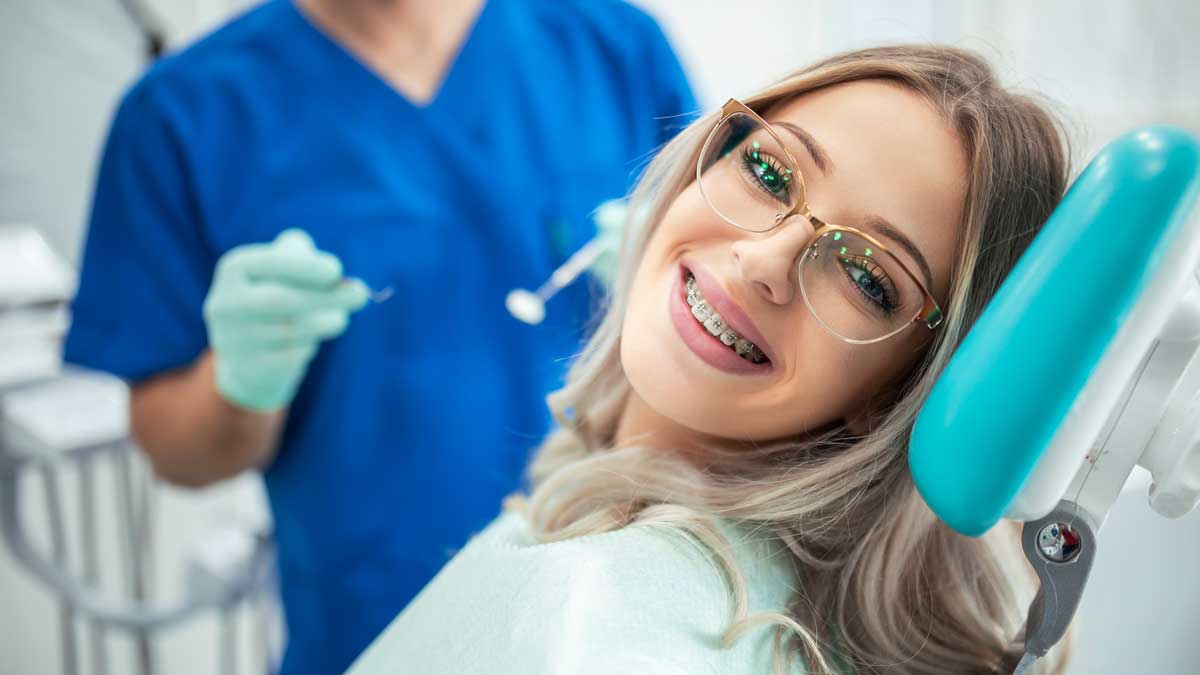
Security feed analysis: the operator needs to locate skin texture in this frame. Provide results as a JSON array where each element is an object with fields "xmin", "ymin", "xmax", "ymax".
[
  {"xmin": 616, "ymin": 80, "xmax": 968, "ymax": 453},
  {"xmin": 296, "ymin": 0, "xmax": 484, "ymax": 106}
]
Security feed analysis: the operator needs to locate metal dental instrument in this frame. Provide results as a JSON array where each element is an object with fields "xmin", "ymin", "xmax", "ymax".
[
  {"xmin": 339, "ymin": 278, "xmax": 394, "ymax": 304},
  {"xmin": 506, "ymin": 236, "xmax": 606, "ymax": 325},
  {"xmin": 367, "ymin": 285, "xmax": 393, "ymax": 303},
  {"xmin": 506, "ymin": 199, "xmax": 626, "ymax": 325}
]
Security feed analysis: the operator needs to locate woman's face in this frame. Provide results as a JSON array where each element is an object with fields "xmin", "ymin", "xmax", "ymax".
[{"xmin": 619, "ymin": 80, "xmax": 967, "ymax": 447}]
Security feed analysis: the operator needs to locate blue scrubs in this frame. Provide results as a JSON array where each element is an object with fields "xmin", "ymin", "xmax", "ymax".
[{"xmin": 65, "ymin": 1, "xmax": 695, "ymax": 672}]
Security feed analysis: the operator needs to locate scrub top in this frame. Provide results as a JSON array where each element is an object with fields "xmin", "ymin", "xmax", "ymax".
[{"xmin": 64, "ymin": 1, "xmax": 696, "ymax": 672}]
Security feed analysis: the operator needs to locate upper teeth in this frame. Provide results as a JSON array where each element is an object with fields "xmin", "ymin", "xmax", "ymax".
[{"xmin": 685, "ymin": 274, "xmax": 767, "ymax": 364}]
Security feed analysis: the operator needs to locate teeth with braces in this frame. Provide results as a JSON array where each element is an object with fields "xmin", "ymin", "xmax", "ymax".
[{"xmin": 684, "ymin": 274, "xmax": 767, "ymax": 364}]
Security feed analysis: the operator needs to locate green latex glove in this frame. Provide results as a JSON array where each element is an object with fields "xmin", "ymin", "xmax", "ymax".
[
  {"xmin": 203, "ymin": 229, "xmax": 369, "ymax": 412},
  {"xmin": 589, "ymin": 199, "xmax": 627, "ymax": 289}
]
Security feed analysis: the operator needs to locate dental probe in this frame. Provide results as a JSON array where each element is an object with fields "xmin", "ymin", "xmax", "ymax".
[
  {"xmin": 339, "ymin": 278, "xmax": 394, "ymax": 303},
  {"xmin": 366, "ymin": 285, "xmax": 394, "ymax": 303}
]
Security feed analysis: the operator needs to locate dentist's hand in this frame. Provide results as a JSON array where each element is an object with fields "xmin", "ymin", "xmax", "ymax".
[
  {"xmin": 589, "ymin": 199, "xmax": 628, "ymax": 289},
  {"xmin": 203, "ymin": 229, "xmax": 368, "ymax": 412}
]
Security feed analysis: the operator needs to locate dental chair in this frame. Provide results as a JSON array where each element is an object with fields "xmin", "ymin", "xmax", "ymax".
[
  {"xmin": 910, "ymin": 125, "xmax": 1200, "ymax": 674},
  {"xmin": 0, "ymin": 226, "xmax": 277, "ymax": 675}
]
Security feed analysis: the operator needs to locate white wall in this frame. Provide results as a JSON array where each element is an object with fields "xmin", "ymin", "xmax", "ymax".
[
  {"xmin": 639, "ymin": 0, "xmax": 1200, "ymax": 165},
  {"xmin": 2, "ymin": 1, "xmax": 1198, "ymax": 674},
  {"xmin": 0, "ymin": 0, "xmax": 251, "ymax": 265},
  {"xmin": 0, "ymin": 0, "xmax": 142, "ymax": 265}
]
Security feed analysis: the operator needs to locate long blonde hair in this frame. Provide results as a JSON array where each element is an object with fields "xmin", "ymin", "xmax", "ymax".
[{"xmin": 511, "ymin": 45, "xmax": 1073, "ymax": 674}]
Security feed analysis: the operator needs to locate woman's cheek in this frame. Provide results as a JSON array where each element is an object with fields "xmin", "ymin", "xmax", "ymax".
[{"xmin": 659, "ymin": 185, "xmax": 729, "ymax": 245}]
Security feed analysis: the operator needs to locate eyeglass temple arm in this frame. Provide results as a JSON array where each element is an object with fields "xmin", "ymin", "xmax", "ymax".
[{"xmin": 920, "ymin": 304, "xmax": 944, "ymax": 330}]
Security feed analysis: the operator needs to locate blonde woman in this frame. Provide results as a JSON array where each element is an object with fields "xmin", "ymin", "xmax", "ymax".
[{"xmin": 349, "ymin": 45, "xmax": 1073, "ymax": 674}]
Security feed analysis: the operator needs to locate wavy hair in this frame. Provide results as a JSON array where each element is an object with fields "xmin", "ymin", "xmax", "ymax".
[{"xmin": 508, "ymin": 45, "xmax": 1073, "ymax": 674}]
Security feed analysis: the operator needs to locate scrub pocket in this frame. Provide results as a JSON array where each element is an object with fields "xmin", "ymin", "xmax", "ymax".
[{"xmin": 546, "ymin": 162, "xmax": 634, "ymax": 270}]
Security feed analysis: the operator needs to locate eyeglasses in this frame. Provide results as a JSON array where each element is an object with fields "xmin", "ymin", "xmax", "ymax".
[{"xmin": 696, "ymin": 98, "xmax": 945, "ymax": 345}]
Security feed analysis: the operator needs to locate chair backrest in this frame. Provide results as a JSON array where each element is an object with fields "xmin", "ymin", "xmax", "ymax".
[{"xmin": 909, "ymin": 126, "xmax": 1200, "ymax": 536}]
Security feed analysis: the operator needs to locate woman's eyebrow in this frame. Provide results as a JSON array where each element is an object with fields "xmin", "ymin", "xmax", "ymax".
[
  {"xmin": 772, "ymin": 120, "xmax": 934, "ymax": 291},
  {"xmin": 861, "ymin": 214, "xmax": 935, "ymax": 291},
  {"xmin": 773, "ymin": 121, "xmax": 833, "ymax": 176}
]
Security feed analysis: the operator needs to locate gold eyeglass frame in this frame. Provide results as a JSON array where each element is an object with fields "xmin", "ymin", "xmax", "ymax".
[{"xmin": 696, "ymin": 98, "xmax": 945, "ymax": 345}]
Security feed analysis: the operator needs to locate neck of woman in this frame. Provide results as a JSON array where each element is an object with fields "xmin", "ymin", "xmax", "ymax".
[{"xmin": 613, "ymin": 391, "xmax": 717, "ymax": 458}]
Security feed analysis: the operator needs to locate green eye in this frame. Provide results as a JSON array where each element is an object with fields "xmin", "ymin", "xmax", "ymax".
[
  {"xmin": 739, "ymin": 147, "xmax": 792, "ymax": 203},
  {"xmin": 839, "ymin": 257, "xmax": 899, "ymax": 315}
]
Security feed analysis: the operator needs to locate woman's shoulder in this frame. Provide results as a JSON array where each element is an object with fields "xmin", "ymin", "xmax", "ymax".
[
  {"xmin": 347, "ymin": 509, "xmax": 801, "ymax": 674},
  {"xmin": 473, "ymin": 509, "xmax": 799, "ymax": 619}
]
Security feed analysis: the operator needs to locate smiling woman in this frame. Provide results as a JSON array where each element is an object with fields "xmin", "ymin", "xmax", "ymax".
[
  {"xmin": 621, "ymin": 79, "xmax": 967, "ymax": 444},
  {"xmin": 349, "ymin": 45, "xmax": 1072, "ymax": 675}
]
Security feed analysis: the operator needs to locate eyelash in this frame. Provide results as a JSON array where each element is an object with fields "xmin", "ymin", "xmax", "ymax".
[
  {"xmin": 738, "ymin": 146, "xmax": 793, "ymax": 203},
  {"xmin": 839, "ymin": 255, "xmax": 900, "ymax": 315},
  {"xmin": 728, "ymin": 136, "xmax": 902, "ymax": 316}
]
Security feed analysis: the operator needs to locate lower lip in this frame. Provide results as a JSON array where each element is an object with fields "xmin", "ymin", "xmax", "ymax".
[{"xmin": 669, "ymin": 268, "xmax": 774, "ymax": 376}]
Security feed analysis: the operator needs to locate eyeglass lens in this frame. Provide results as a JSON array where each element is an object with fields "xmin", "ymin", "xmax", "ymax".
[{"xmin": 697, "ymin": 112, "xmax": 923, "ymax": 342}]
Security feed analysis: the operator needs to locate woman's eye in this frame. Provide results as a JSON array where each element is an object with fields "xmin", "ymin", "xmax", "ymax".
[
  {"xmin": 739, "ymin": 146, "xmax": 793, "ymax": 203},
  {"xmin": 840, "ymin": 258, "xmax": 898, "ymax": 315}
]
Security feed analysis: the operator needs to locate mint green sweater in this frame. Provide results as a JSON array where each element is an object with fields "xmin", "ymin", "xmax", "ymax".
[{"xmin": 347, "ymin": 509, "xmax": 806, "ymax": 674}]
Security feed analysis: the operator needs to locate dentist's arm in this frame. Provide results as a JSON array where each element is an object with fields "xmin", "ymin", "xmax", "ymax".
[
  {"xmin": 131, "ymin": 229, "xmax": 368, "ymax": 488},
  {"xmin": 132, "ymin": 350, "xmax": 285, "ymax": 487}
]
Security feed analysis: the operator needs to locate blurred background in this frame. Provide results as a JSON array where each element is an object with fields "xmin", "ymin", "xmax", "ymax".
[{"xmin": 1, "ymin": 1, "xmax": 1198, "ymax": 673}]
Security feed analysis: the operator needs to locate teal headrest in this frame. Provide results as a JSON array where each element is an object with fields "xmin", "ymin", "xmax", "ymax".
[{"xmin": 909, "ymin": 126, "xmax": 1200, "ymax": 536}]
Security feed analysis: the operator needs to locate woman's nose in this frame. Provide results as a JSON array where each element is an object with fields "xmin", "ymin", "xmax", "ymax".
[{"xmin": 730, "ymin": 214, "xmax": 817, "ymax": 305}]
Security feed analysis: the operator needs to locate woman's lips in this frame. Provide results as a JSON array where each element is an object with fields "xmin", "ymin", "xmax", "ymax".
[
  {"xmin": 669, "ymin": 264, "xmax": 775, "ymax": 376},
  {"xmin": 679, "ymin": 259, "xmax": 776, "ymax": 364}
]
